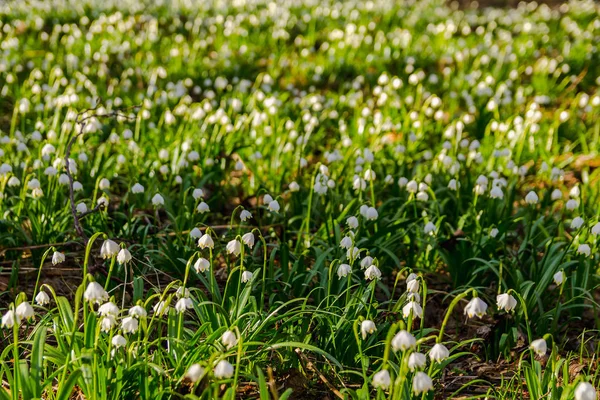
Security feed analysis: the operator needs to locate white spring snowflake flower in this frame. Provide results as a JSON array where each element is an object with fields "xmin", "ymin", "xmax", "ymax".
[
  {"xmin": 496, "ymin": 293, "xmax": 517, "ymax": 312},
  {"xmin": 464, "ymin": 297, "xmax": 488, "ymax": 318},
  {"xmin": 391, "ymin": 330, "xmax": 416, "ymax": 352},
  {"xmin": 360, "ymin": 320, "xmax": 376, "ymax": 340},
  {"xmin": 429, "ymin": 343, "xmax": 449, "ymax": 363},
  {"xmin": 84, "ymin": 282, "xmax": 109, "ymax": 304}
]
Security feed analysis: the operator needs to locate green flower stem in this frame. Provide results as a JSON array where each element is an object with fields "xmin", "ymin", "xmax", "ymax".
[
  {"xmin": 352, "ymin": 320, "xmax": 368, "ymax": 385},
  {"xmin": 33, "ymin": 247, "xmax": 53, "ymax": 299},
  {"xmin": 507, "ymin": 289, "xmax": 533, "ymax": 344},
  {"xmin": 438, "ymin": 289, "xmax": 474, "ymax": 343},
  {"xmin": 11, "ymin": 304, "xmax": 20, "ymax": 400},
  {"xmin": 104, "ymin": 256, "xmax": 117, "ymax": 291},
  {"xmin": 255, "ymin": 229, "xmax": 268, "ymax": 311}
]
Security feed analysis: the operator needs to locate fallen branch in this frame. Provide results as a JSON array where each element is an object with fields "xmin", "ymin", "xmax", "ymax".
[{"xmin": 294, "ymin": 348, "xmax": 343, "ymax": 400}]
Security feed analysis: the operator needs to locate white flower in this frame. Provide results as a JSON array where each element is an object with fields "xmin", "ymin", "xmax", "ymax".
[
  {"xmin": 372, "ymin": 370, "xmax": 390, "ymax": 389},
  {"xmin": 198, "ymin": 234, "xmax": 214, "ymax": 249},
  {"xmin": 361, "ymin": 256, "xmax": 374, "ymax": 269},
  {"xmin": 408, "ymin": 352, "xmax": 427, "ymax": 371},
  {"xmin": 496, "ymin": 293, "xmax": 517, "ymax": 312},
  {"xmin": 58, "ymin": 174, "xmax": 69, "ymax": 185},
  {"xmin": 347, "ymin": 247, "xmax": 360, "ymax": 261},
  {"xmin": 240, "ymin": 210, "xmax": 252, "ymax": 221},
  {"xmin": 194, "ymin": 257, "xmax": 210, "ymax": 273},
  {"xmin": 128, "ymin": 305, "xmax": 147, "ymax": 318},
  {"xmin": 84, "ymin": 282, "xmax": 109, "ymax": 304},
  {"xmin": 263, "ymin": 194, "xmax": 274, "ymax": 204},
  {"xmin": 337, "ymin": 264, "xmax": 351, "ymax": 279},
  {"xmin": 553, "ymin": 270, "xmax": 565, "ymax": 285},
  {"xmin": 268, "ymin": 200, "xmax": 280, "ymax": 212},
  {"xmin": 416, "ymin": 191, "xmax": 429, "ymax": 202},
  {"xmin": 407, "ymin": 279, "xmax": 419, "ymax": 293},
  {"xmin": 406, "ymin": 273, "xmax": 418, "ymax": 282},
  {"xmin": 122, "ymin": 316, "xmax": 139, "ymax": 333},
  {"xmin": 525, "ymin": 191, "xmax": 539, "ymax": 205},
  {"xmin": 530, "ymin": 338, "xmax": 547, "ymax": 357},
  {"xmin": 131, "ymin": 183, "xmax": 144, "ymax": 193},
  {"xmin": 214, "ymin": 360, "xmax": 234, "ymax": 379},
  {"xmin": 192, "ymin": 188, "xmax": 204, "ymax": 200},
  {"xmin": 176, "ymin": 287, "xmax": 190, "ymax": 298},
  {"xmin": 100, "ymin": 315, "xmax": 117, "ymax": 332},
  {"xmin": 41, "ymin": 143, "xmax": 56, "ymax": 157},
  {"xmin": 117, "ymin": 248, "xmax": 132, "ymax": 264},
  {"xmin": 574, "ymin": 382, "xmax": 597, "ymax": 400},
  {"xmin": 112, "ymin": 334, "xmax": 127, "ymax": 348},
  {"xmin": 569, "ymin": 185, "xmax": 580, "ymax": 198},
  {"xmin": 364, "ymin": 169, "xmax": 376, "ymax": 181},
  {"xmin": 570, "ymin": 217, "xmax": 584, "ymax": 230},
  {"xmin": 52, "ymin": 251, "xmax": 65, "ymax": 265},
  {"xmin": 591, "ymin": 222, "xmax": 600, "ymax": 235},
  {"xmin": 566, "ymin": 199, "xmax": 579, "ymax": 210},
  {"xmin": 28, "ymin": 179, "xmax": 41, "ymax": 190},
  {"xmin": 175, "ymin": 297, "xmax": 194, "ymax": 313},
  {"xmin": 577, "ymin": 244, "xmax": 591, "ymax": 257},
  {"xmin": 474, "ymin": 184, "xmax": 486, "ymax": 195},
  {"xmin": 153, "ymin": 300, "xmax": 170, "ymax": 316},
  {"xmin": 366, "ymin": 207, "xmax": 378, "ymax": 220},
  {"xmin": 32, "ymin": 188, "xmax": 44, "ymax": 198},
  {"xmin": 242, "ymin": 232, "xmax": 255, "ymax": 248},
  {"xmin": 551, "ymin": 189, "xmax": 562, "ymax": 201},
  {"xmin": 360, "ymin": 320, "xmax": 377, "ymax": 340},
  {"xmin": 15, "ymin": 302, "xmax": 34, "ymax": 320},
  {"xmin": 289, "ymin": 181, "xmax": 300, "ymax": 192},
  {"xmin": 490, "ymin": 186, "xmax": 504, "ymax": 199},
  {"xmin": 197, "ymin": 202, "xmax": 210, "ymax": 213},
  {"xmin": 412, "ymin": 372, "xmax": 433, "ymax": 394},
  {"xmin": 424, "ymin": 222, "xmax": 436, "ymax": 235},
  {"xmin": 221, "ymin": 330, "xmax": 238, "ymax": 349},
  {"xmin": 359, "ymin": 205, "xmax": 369, "ymax": 217},
  {"xmin": 1, "ymin": 310, "xmax": 19, "ymax": 328},
  {"xmin": 99, "ymin": 178, "xmax": 110, "ymax": 190},
  {"xmin": 190, "ymin": 227, "xmax": 202, "ymax": 239},
  {"xmin": 448, "ymin": 179, "xmax": 459, "ymax": 191},
  {"xmin": 406, "ymin": 180, "xmax": 418, "ymax": 193},
  {"xmin": 464, "ymin": 297, "xmax": 488, "ymax": 318},
  {"xmin": 403, "ymin": 301, "xmax": 423, "ymax": 319},
  {"xmin": 76, "ymin": 202, "xmax": 87, "ymax": 213},
  {"xmin": 186, "ymin": 364, "xmax": 205, "ymax": 383},
  {"xmin": 35, "ymin": 291, "xmax": 50, "ymax": 306},
  {"xmin": 346, "ymin": 216, "xmax": 359, "ymax": 229},
  {"xmin": 391, "ymin": 330, "xmax": 416, "ymax": 352},
  {"xmin": 340, "ymin": 236, "xmax": 353, "ymax": 249},
  {"xmin": 241, "ymin": 270, "xmax": 253, "ymax": 283},
  {"xmin": 100, "ymin": 239, "xmax": 120, "ymax": 259},
  {"xmin": 429, "ymin": 343, "xmax": 450, "ymax": 363},
  {"xmin": 226, "ymin": 240, "xmax": 242, "ymax": 256},
  {"xmin": 490, "ymin": 228, "xmax": 499, "ymax": 238},
  {"xmin": 407, "ymin": 292, "xmax": 421, "ymax": 303},
  {"xmin": 476, "ymin": 175, "xmax": 488, "ymax": 186},
  {"xmin": 364, "ymin": 265, "xmax": 382, "ymax": 280},
  {"xmin": 98, "ymin": 302, "xmax": 120, "ymax": 317},
  {"xmin": 152, "ymin": 194, "xmax": 165, "ymax": 206}
]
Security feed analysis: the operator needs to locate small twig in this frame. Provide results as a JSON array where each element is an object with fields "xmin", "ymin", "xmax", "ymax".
[
  {"xmin": 78, "ymin": 202, "xmax": 104, "ymax": 219},
  {"xmin": 294, "ymin": 348, "xmax": 343, "ymax": 400}
]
